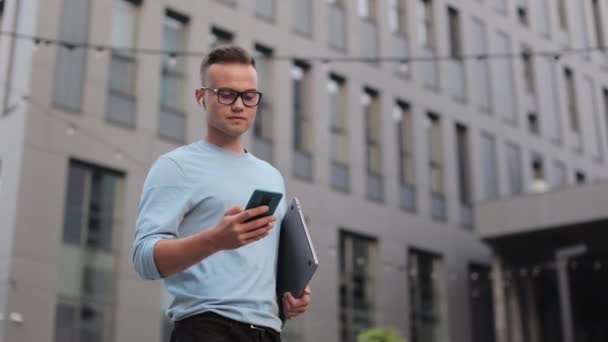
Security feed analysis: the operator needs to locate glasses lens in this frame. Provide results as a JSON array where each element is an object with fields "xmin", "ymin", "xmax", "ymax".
[
  {"xmin": 217, "ymin": 90, "xmax": 238, "ymax": 104},
  {"xmin": 241, "ymin": 92, "xmax": 260, "ymax": 106}
]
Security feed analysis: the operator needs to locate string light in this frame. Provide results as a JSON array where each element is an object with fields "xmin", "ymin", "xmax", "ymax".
[{"xmin": 3, "ymin": 30, "xmax": 608, "ymax": 65}]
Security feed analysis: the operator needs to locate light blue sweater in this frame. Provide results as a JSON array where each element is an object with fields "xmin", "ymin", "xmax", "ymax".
[{"xmin": 132, "ymin": 140, "xmax": 287, "ymax": 331}]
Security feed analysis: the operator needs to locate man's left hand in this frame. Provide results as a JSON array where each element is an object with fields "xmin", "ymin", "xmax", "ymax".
[{"xmin": 282, "ymin": 287, "xmax": 311, "ymax": 320}]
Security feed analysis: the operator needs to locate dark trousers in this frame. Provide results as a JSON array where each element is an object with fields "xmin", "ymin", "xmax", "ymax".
[{"xmin": 170, "ymin": 312, "xmax": 281, "ymax": 342}]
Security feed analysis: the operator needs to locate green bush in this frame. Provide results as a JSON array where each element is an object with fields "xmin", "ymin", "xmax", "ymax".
[{"xmin": 356, "ymin": 327, "xmax": 407, "ymax": 342}]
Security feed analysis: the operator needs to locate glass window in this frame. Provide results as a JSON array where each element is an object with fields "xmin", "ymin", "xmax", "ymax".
[
  {"xmin": 469, "ymin": 264, "xmax": 496, "ymax": 342},
  {"xmin": 339, "ymin": 231, "xmax": 378, "ymax": 342},
  {"xmin": 53, "ymin": 0, "xmax": 90, "ymax": 112},
  {"xmin": 388, "ymin": 0, "xmax": 407, "ymax": 34},
  {"xmin": 564, "ymin": 68, "xmax": 579, "ymax": 133},
  {"xmin": 409, "ymin": 249, "xmax": 446, "ymax": 342},
  {"xmin": 557, "ymin": 0, "xmax": 568, "ymax": 31},
  {"xmin": 447, "ymin": 7, "xmax": 462, "ymax": 59},
  {"xmin": 552, "ymin": 161, "xmax": 567, "ymax": 189},
  {"xmin": 481, "ymin": 133, "xmax": 499, "ymax": 200},
  {"xmin": 472, "ymin": 18, "xmax": 491, "ymax": 112},
  {"xmin": 417, "ymin": 0, "xmax": 434, "ymax": 48},
  {"xmin": 396, "ymin": 101, "xmax": 415, "ymax": 186},
  {"xmin": 363, "ymin": 88, "xmax": 382, "ymax": 176},
  {"xmin": 456, "ymin": 124, "xmax": 472, "ymax": 205},
  {"xmin": 55, "ymin": 160, "xmax": 124, "ymax": 342},
  {"xmin": 292, "ymin": 62, "xmax": 313, "ymax": 154},
  {"xmin": 531, "ymin": 153, "xmax": 547, "ymax": 193},
  {"xmin": 427, "ymin": 113, "xmax": 443, "ymax": 195},
  {"xmin": 521, "ymin": 46, "xmax": 535, "ymax": 95},
  {"xmin": 292, "ymin": 0, "xmax": 313, "ymax": 35},
  {"xmin": 506, "ymin": 143, "xmax": 523, "ymax": 195},
  {"xmin": 495, "ymin": 31, "xmax": 517, "ymax": 124},
  {"xmin": 329, "ymin": 75, "xmax": 349, "ymax": 165},
  {"xmin": 255, "ymin": 0, "xmax": 275, "ymax": 21},
  {"xmin": 253, "ymin": 45, "xmax": 274, "ymax": 142},
  {"xmin": 160, "ymin": 10, "xmax": 188, "ymax": 112},
  {"xmin": 209, "ymin": 26, "xmax": 234, "ymax": 49}
]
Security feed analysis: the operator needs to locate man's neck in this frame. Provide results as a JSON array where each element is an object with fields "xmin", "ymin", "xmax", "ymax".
[{"xmin": 204, "ymin": 134, "xmax": 245, "ymax": 154}]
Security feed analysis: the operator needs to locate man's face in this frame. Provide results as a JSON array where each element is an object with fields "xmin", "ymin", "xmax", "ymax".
[{"xmin": 197, "ymin": 63, "xmax": 258, "ymax": 139}]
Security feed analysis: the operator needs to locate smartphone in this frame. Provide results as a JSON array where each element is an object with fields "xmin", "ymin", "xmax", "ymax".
[{"xmin": 244, "ymin": 189, "xmax": 283, "ymax": 222}]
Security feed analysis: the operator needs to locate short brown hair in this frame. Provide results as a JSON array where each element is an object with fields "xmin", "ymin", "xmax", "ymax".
[{"xmin": 200, "ymin": 45, "xmax": 256, "ymax": 84}]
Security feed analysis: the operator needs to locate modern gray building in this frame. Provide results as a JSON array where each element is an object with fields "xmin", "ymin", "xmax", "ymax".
[{"xmin": 1, "ymin": 0, "xmax": 608, "ymax": 342}]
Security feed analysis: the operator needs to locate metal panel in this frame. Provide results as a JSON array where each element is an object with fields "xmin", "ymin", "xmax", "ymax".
[
  {"xmin": 106, "ymin": 90, "xmax": 136, "ymax": 128},
  {"xmin": 159, "ymin": 107, "xmax": 185, "ymax": 143},
  {"xmin": 255, "ymin": 0, "xmax": 274, "ymax": 20},
  {"xmin": 328, "ymin": 5, "xmax": 346, "ymax": 50},
  {"xmin": 293, "ymin": 0, "xmax": 312, "ymax": 35},
  {"xmin": 360, "ymin": 20, "xmax": 378, "ymax": 62},
  {"xmin": 293, "ymin": 150, "xmax": 313, "ymax": 180},
  {"xmin": 431, "ymin": 192, "xmax": 446, "ymax": 220},
  {"xmin": 366, "ymin": 174, "xmax": 384, "ymax": 202},
  {"xmin": 52, "ymin": 0, "xmax": 90, "ymax": 112},
  {"xmin": 330, "ymin": 161, "xmax": 350, "ymax": 192},
  {"xmin": 400, "ymin": 183, "xmax": 416, "ymax": 211}
]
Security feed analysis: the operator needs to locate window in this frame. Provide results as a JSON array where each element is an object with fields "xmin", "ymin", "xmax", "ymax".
[
  {"xmin": 409, "ymin": 249, "xmax": 446, "ymax": 342},
  {"xmin": 417, "ymin": 0, "xmax": 434, "ymax": 48},
  {"xmin": 358, "ymin": 0, "xmax": 377, "ymax": 21},
  {"xmin": 327, "ymin": 0, "xmax": 347, "ymax": 50},
  {"xmin": 292, "ymin": 61, "xmax": 314, "ymax": 180},
  {"xmin": 557, "ymin": 0, "xmax": 568, "ymax": 31},
  {"xmin": 339, "ymin": 231, "xmax": 378, "ymax": 342},
  {"xmin": 564, "ymin": 68, "xmax": 580, "ymax": 133},
  {"xmin": 481, "ymin": 133, "xmax": 499, "ymax": 200},
  {"xmin": 495, "ymin": 31, "xmax": 517, "ymax": 124},
  {"xmin": 216, "ymin": 0, "xmax": 236, "ymax": 6},
  {"xmin": 538, "ymin": 0, "xmax": 550, "ymax": 37},
  {"xmin": 603, "ymin": 88, "xmax": 608, "ymax": 146},
  {"xmin": 447, "ymin": 7, "xmax": 462, "ymax": 59},
  {"xmin": 396, "ymin": 101, "xmax": 416, "ymax": 211},
  {"xmin": 531, "ymin": 153, "xmax": 547, "ymax": 193},
  {"xmin": 363, "ymin": 88, "xmax": 383, "ymax": 202},
  {"xmin": 553, "ymin": 161, "xmax": 567, "ymax": 189},
  {"xmin": 521, "ymin": 47, "xmax": 535, "ymax": 95},
  {"xmin": 469, "ymin": 264, "xmax": 496, "ymax": 342},
  {"xmin": 456, "ymin": 124, "xmax": 472, "ymax": 227},
  {"xmin": 255, "ymin": 0, "xmax": 275, "ymax": 21},
  {"xmin": 292, "ymin": 62, "xmax": 312, "ymax": 154},
  {"xmin": 494, "ymin": 0, "xmax": 507, "ymax": 15},
  {"xmin": 106, "ymin": 0, "xmax": 140, "ymax": 128},
  {"xmin": 159, "ymin": 10, "xmax": 188, "ymax": 143},
  {"xmin": 516, "ymin": 0, "xmax": 529, "ymax": 26},
  {"xmin": 253, "ymin": 45, "xmax": 274, "ymax": 156},
  {"xmin": 427, "ymin": 113, "xmax": 445, "ymax": 220},
  {"xmin": 575, "ymin": 170, "xmax": 586, "ymax": 184},
  {"xmin": 253, "ymin": 45, "xmax": 274, "ymax": 141},
  {"xmin": 53, "ymin": 0, "xmax": 90, "ymax": 112},
  {"xmin": 388, "ymin": 0, "xmax": 407, "ymax": 34},
  {"xmin": 592, "ymin": 0, "xmax": 605, "ymax": 51},
  {"xmin": 329, "ymin": 74, "xmax": 350, "ymax": 192},
  {"xmin": 54, "ymin": 160, "xmax": 125, "ymax": 342},
  {"xmin": 472, "ymin": 18, "xmax": 492, "ymax": 113},
  {"xmin": 578, "ymin": 2, "xmax": 591, "ymax": 58},
  {"xmin": 209, "ymin": 26, "xmax": 233, "ymax": 49},
  {"xmin": 456, "ymin": 124, "xmax": 472, "ymax": 205},
  {"xmin": 396, "ymin": 102, "xmax": 415, "ymax": 187},
  {"xmin": 292, "ymin": 0, "xmax": 313, "ymax": 35},
  {"xmin": 528, "ymin": 112, "xmax": 540, "ymax": 135},
  {"xmin": 583, "ymin": 76, "xmax": 604, "ymax": 161},
  {"xmin": 506, "ymin": 143, "xmax": 523, "ymax": 195}
]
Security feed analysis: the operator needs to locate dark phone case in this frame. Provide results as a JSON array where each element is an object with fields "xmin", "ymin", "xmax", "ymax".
[{"xmin": 244, "ymin": 190, "xmax": 283, "ymax": 222}]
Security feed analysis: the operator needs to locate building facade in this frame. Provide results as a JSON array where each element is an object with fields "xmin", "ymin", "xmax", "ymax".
[{"xmin": 1, "ymin": 0, "xmax": 608, "ymax": 342}]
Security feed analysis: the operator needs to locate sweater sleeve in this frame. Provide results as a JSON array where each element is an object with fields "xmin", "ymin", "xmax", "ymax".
[{"xmin": 132, "ymin": 156, "xmax": 191, "ymax": 280}]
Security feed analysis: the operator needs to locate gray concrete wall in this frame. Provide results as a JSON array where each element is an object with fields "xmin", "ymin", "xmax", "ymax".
[{"xmin": 2, "ymin": 0, "xmax": 608, "ymax": 342}]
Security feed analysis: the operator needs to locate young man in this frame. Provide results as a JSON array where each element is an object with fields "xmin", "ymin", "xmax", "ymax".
[{"xmin": 133, "ymin": 45, "xmax": 310, "ymax": 342}]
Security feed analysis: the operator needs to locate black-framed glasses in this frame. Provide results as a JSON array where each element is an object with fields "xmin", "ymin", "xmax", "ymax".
[{"xmin": 201, "ymin": 87, "xmax": 263, "ymax": 107}]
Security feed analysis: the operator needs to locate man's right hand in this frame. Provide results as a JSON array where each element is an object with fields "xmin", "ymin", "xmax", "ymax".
[{"xmin": 209, "ymin": 205, "xmax": 277, "ymax": 251}]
